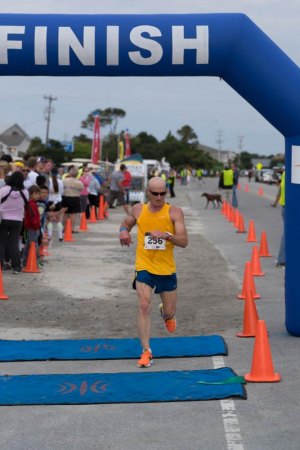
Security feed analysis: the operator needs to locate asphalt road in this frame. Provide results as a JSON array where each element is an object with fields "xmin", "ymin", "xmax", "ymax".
[{"xmin": 0, "ymin": 177, "xmax": 299, "ymax": 450}]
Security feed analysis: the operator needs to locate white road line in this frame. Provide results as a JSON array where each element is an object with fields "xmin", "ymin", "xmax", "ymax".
[{"xmin": 213, "ymin": 356, "xmax": 245, "ymax": 450}]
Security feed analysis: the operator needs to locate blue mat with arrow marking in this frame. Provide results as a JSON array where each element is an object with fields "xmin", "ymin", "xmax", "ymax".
[
  {"xmin": 0, "ymin": 368, "xmax": 246, "ymax": 405},
  {"xmin": 0, "ymin": 335, "xmax": 227, "ymax": 361}
]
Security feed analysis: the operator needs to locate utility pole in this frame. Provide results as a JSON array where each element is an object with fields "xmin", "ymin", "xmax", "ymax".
[
  {"xmin": 44, "ymin": 95, "xmax": 57, "ymax": 147},
  {"xmin": 237, "ymin": 135, "xmax": 244, "ymax": 166},
  {"xmin": 216, "ymin": 130, "xmax": 223, "ymax": 163}
]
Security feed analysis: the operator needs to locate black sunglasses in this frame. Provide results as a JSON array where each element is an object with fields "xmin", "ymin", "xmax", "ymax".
[{"xmin": 149, "ymin": 190, "xmax": 166, "ymax": 197}]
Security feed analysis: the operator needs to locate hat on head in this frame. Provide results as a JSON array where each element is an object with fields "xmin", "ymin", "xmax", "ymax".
[{"xmin": 14, "ymin": 161, "xmax": 24, "ymax": 168}]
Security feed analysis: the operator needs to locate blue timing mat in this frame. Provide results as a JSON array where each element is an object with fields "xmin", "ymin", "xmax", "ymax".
[
  {"xmin": 0, "ymin": 368, "xmax": 246, "ymax": 405},
  {"xmin": 0, "ymin": 335, "xmax": 227, "ymax": 362}
]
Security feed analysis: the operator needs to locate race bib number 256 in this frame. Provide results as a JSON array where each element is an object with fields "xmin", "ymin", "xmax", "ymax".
[{"xmin": 144, "ymin": 233, "xmax": 166, "ymax": 250}]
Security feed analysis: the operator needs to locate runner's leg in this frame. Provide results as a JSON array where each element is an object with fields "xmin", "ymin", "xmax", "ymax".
[{"xmin": 136, "ymin": 281, "xmax": 153, "ymax": 350}]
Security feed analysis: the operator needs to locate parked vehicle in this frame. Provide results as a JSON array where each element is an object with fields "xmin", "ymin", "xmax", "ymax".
[
  {"xmin": 262, "ymin": 170, "xmax": 274, "ymax": 184},
  {"xmin": 255, "ymin": 168, "xmax": 272, "ymax": 182}
]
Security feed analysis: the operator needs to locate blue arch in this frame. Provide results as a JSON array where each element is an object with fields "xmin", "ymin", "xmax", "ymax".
[{"xmin": 0, "ymin": 13, "xmax": 299, "ymax": 334}]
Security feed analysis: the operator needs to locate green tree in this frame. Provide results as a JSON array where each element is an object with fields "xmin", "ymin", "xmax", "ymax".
[
  {"xmin": 81, "ymin": 108, "xmax": 126, "ymax": 134},
  {"xmin": 26, "ymin": 138, "xmax": 70, "ymax": 165},
  {"xmin": 239, "ymin": 152, "xmax": 253, "ymax": 170},
  {"xmin": 177, "ymin": 125, "xmax": 198, "ymax": 144}
]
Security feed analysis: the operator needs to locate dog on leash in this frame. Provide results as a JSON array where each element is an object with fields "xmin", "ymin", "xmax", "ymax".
[{"xmin": 201, "ymin": 192, "xmax": 223, "ymax": 209}]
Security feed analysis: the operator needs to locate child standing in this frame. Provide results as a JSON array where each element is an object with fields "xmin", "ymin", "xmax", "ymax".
[{"xmin": 22, "ymin": 185, "xmax": 41, "ymax": 268}]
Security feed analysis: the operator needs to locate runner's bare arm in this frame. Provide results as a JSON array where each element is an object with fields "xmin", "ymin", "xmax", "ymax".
[
  {"xmin": 119, "ymin": 203, "xmax": 142, "ymax": 247},
  {"xmin": 168, "ymin": 206, "xmax": 188, "ymax": 248}
]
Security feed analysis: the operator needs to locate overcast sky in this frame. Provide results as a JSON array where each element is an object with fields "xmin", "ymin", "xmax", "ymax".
[{"xmin": 0, "ymin": 0, "xmax": 299, "ymax": 156}]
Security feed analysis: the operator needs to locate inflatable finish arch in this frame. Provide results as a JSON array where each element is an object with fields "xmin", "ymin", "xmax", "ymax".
[{"xmin": 1, "ymin": 13, "xmax": 300, "ymax": 335}]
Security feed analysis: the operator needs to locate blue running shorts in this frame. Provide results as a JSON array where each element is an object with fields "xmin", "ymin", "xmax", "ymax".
[{"xmin": 133, "ymin": 270, "xmax": 177, "ymax": 294}]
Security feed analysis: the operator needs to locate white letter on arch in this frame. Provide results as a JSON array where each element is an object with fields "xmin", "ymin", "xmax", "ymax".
[
  {"xmin": 107, "ymin": 26, "xmax": 119, "ymax": 66},
  {"xmin": 35, "ymin": 26, "xmax": 47, "ymax": 65},
  {"xmin": 172, "ymin": 25, "xmax": 209, "ymax": 64},
  {"xmin": 129, "ymin": 25, "xmax": 163, "ymax": 66},
  {"xmin": 0, "ymin": 26, "xmax": 25, "ymax": 64},
  {"xmin": 59, "ymin": 26, "xmax": 95, "ymax": 66}
]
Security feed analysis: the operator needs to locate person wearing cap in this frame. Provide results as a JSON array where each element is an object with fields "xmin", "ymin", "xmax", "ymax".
[
  {"xmin": 108, "ymin": 163, "xmax": 130, "ymax": 214},
  {"xmin": 219, "ymin": 163, "xmax": 234, "ymax": 204},
  {"xmin": 12, "ymin": 161, "xmax": 24, "ymax": 172}
]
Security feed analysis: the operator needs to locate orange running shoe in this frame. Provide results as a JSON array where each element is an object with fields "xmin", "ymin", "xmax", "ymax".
[
  {"xmin": 137, "ymin": 349, "xmax": 153, "ymax": 368},
  {"xmin": 159, "ymin": 303, "xmax": 177, "ymax": 333}
]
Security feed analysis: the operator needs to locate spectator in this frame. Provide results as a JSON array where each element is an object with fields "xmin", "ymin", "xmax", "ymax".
[
  {"xmin": 47, "ymin": 168, "xmax": 65, "ymax": 242},
  {"xmin": 0, "ymin": 171, "xmax": 29, "ymax": 273},
  {"xmin": 62, "ymin": 167, "xmax": 83, "ymax": 232},
  {"xmin": 0, "ymin": 161, "xmax": 9, "ymax": 188},
  {"xmin": 231, "ymin": 163, "xmax": 239, "ymax": 208},
  {"xmin": 88, "ymin": 171, "xmax": 101, "ymax": 218},
  {"xmin": 79, "ymin": 167, "xmax": 92, "ymax": 216},
  {"xmin": 122, "ymin": 167, "xmax": 132, "ymax": 209},
  {"xmin": 167, "ymin": 169, "xmax": 176, "ymax": 198},
  {"xmin": 22, "ymin": 185, "xmax": 41, "ymax": 269},
  {"xmin": 26, "ymin": 157, "xmax": 39, "ymax": 187},
  {"xmin": 109, "ymin": 164, "xmax": 129, "ymax": 214},
  {"xmin": 271, "ymin": 170, "xmax": 285, "ymax": 267}
]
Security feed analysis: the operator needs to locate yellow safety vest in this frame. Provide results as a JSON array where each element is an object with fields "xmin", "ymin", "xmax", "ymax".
[
  {"xmin": 136, "ymin": 203, "xmax": 176, "ymax": 275},
  {"xmin": 223, "ymin": 169, "xmax": 234, "ymax": 187},
  {"xmin": 280, "ymin": 171, "xmax": 285, "ymax": 206}
]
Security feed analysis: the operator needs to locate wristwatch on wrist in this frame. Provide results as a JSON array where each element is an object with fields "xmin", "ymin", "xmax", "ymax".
[{"xmin": 165, "ymin": 232, "xmax": 174, "ymax": 240}]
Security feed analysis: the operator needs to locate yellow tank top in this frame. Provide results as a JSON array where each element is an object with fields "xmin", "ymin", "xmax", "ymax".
[{"xmin": 136, "ymin": 203, "xmax": 176, "ymax": 275}]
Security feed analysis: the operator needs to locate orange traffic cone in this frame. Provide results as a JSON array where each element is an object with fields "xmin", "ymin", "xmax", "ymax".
[
  {"xmin": 221, "ymin": 200, "xmax": 226, "ymax": 215},
  {"xmin": 64, "ymin": 218, "xmax": 75, "ymax": 242},
  {"xmin": 245, "ymin": 320, "xmax": 281, "ymax": 382},
  {"xmin": 258, "ymin": 186, "xmax": 264, "ymax": 196},
  {"xmin": 251, "ymin": 246, "xmax": 265, "ymax": 276},
  {"xmin": 22, "ymin": 242, "xmax": 40, "ymax": 273},
  {"xmin": 224, "ymin": 201, "xmax": 230, "ymax": 217},
  {"xmin": 236, "ymin": 214, "xmax": 246, "ymax": 233},
  {"xmin": 229, "ymin": 207, "xmax": 235, "ymax": 223},
  {"xmin": 79, "ymin": 212, "xmax": 88, "ymax": 232},
  {"xmin": 245, "ymin": 184, "xmax": 249, "ymax": 192},
  {"xmin": 39, "ymin": 234, "xmax": 50, "ymax": 257},
  {"xmin": 237, "ymin": 183, "xmax": 241, "ymax": 190},
  {"xmin": 226, "ymin": 204, "xmax": 232, "ymax": 221},
  {"xmin": 236, "ymin": 289, "xmax": 259, "ymax": 338},
  {"xmin": 233, "ymin": 209, "xmax": 240, "ymax": 228},
  {"xmin": 98, "ymin": 195, "xmax": 105, "ymax": 220},
  {"xmin": 0, "ymin": 266, "xmax": 8, "ymax": 300},
  {"xmin": 246, "ymin": 219, "xmax": 257, "ymax": 242},
  {"xmin": 259, "ymin": 231, "xmax": 272, "ymax": 257},
  {"xmin": 104, "ymin": 201, "xmax": 109, "ymax": 218},
  {"xmin": 237, "ymin": 261, "xmax": 261, "ymax": 299},
  {"xmin": 39, "ymin": 244, "xmax": 50, "ymax": 257},
  {"xmin": 89, "ymin": 206, "xmax": 97, "ymax": 223}
]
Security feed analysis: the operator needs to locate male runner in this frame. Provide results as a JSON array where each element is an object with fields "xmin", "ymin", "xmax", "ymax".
[{"xmin": 119, "ymin": 176, "xmax": 188, "ymax": 368}]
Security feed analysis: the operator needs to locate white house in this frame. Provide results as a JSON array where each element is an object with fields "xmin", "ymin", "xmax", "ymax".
[
  {"xmin": 0, "ymin": 124, "xmax": 30, "ymax": 159},
  {"xmin": 197, "ymin": 142, "xmax": 237, "ymax": 163}
]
